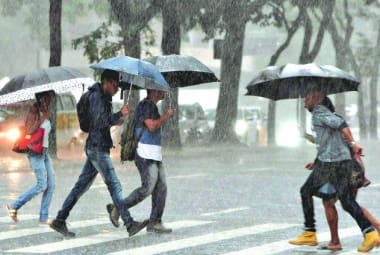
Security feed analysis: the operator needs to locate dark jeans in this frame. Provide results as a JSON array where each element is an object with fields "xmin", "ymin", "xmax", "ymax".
[
  {"xmin": 300, "ymin": 160, "xmax": 373, "ymax": 233},
  {"xmin": 56, "ymin": 148, "xmax": 133, "ymax": 226},
  {"xmin": 124, "ymin": 153, "xmax": 167, "ymax": 223}
]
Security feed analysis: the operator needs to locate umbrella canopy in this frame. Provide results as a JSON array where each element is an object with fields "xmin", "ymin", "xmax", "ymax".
[
  {"xmin": 246, "ymin": 63, "xmax": 359, "ymax": 100},
  {"xmin": 0, "ymin": 66, "xmax": 94, "ymax": 105},
  {"xmin": 90, "ymin": 56, "xmax": 169, "ymax": 92},
  {"xmin": 144, "ymin": 54, "xmax": 219, "ymax": 87}
]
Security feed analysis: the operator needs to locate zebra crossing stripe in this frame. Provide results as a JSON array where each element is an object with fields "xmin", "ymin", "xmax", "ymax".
[
  {"xmin": 5, "ymin": 220, "xmax": 212, "ymax": 254},
  {"xmin": 0, "ymin": 218, "xmax": 109, "ymax": 241},
  {"xmin": 220, "ymin": 226, "xmax": 360, "ymax": 255},
  {"xmin": 108, "ymin": 223, "xmax": 296, "ymax": 255},
  {"xmin": 0, "ymin": 214, "xmax": 38, "ymax": 223}
]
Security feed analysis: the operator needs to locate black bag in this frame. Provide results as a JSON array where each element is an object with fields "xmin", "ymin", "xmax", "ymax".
[
  {"xmin": 120, "ymin": 113, "xmax": 144, "ymax": 162},
  {"xmin": 351, "ymin": 159, "xmax": 365, "ymax": 189},
  {"xmin": 77, "ymin": 91, "xmax": 92, "ymax": 132}
]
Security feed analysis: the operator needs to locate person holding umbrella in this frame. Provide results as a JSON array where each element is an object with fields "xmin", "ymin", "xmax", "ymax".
[
  {"xmin": 289, "ymin": 89, "xmax": 380, "ymax": 252},
  {"xmin": 49, "ymin": 69, "xmax": 148, "ymax": 237},
  {"xmin": 7, "ymin": 90, "xmax": 56, "ymax": 224},
  {"xmin": 107, "ymin": 88, "xmax": 174, "ymax": 233}
]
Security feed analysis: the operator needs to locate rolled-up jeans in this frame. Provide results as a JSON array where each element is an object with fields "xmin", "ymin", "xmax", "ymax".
[
  {"xmin": 56, "ymin": 148, "xmax": 133, "ymax": 226},
  {"xmin": 123, "ymin": 153, "xmax": 167, "ymax": 223},
  {"xmin": 12, "ymin": 148, "xmax": 55, "ymax": 222}
]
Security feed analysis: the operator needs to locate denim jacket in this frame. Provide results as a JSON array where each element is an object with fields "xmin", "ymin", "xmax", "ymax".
[
  {"xmin": 312, "ymin": 105, "xmax": 351, "ymax": 162},
  {"xmin": 85, "ymin": 83, "xmax": 122, "ymax": 152}
]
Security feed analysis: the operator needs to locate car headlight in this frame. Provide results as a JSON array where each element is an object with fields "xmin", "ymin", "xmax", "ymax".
[
  {"xmin": 235, "ymin": 120, "xmax": 248, "ymax": 136},
  {"xmin": 6, "ymin": 128, "xmax": 21, "ymax": 142}
]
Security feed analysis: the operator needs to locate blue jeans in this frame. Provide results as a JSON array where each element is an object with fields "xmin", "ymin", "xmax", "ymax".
[
  {"xmin": 12, "ymin": 148, "xmax": 55, "ymax": 222},
  {"xmin": 124, "ymin": 154, "xmax": 167, "ymax": 223},
  {"xmin": 56, "ymin": 148, "xmax": 133, "ymax": 226}
]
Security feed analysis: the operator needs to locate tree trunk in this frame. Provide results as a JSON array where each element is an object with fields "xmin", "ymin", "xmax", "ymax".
[
  {"xmin": 123, "ymin": 33, "xmax": 141, "ymax": 110},
  {"xmin": 48, "ymin": 0, "xmax": 62, "ymax": 159},
  {"xmin": 369, "ymin": 22, "xmax": 380, "ymax": 139},
  {"xmin": 211, "ymin": 4, "xmax": 245, "ymax": 143},
  {"xmin": 161, "ymin": 0, "xmax": 181, "ymax": 148}
]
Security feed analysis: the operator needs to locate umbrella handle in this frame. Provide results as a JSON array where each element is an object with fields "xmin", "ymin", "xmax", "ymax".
[{"xmin": 126, "ymin": 82, "xmax": 133, "ymax": 104}]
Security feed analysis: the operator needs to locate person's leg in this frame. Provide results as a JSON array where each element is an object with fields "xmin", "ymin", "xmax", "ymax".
[
  {"xmin": 56, "ymin": 158, "xmax": 97, "ymax": 221},
  {"xmin": 322, "ymin": 198, "xmax": 341, "ymax": 249},
  {"xmin": 123, "ymin": 155, "xmax": 158, "ymax": 209},
  {"xmin": 361, "ymin": 207, "xmax": 380, "ymax": 233},
  {"xmin": 39, "ymin": 150, "xmax": 55, "ymax": 222},
  {"xmin": 11, "ymin": 153, "xmax": 48, "ymax": 211},
  {"xmin": 289, "ymin": 171, "xmax": 320, "ymax": 246},
  {"xmin": 149, "ymin": 161, "xmax": 167, "ymax": 223},
  {"xmin": 90, "ymin": 150, "xmax": 133, "ymax": 226}
]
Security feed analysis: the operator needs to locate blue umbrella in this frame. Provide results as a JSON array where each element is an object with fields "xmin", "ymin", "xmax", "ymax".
[{"xmin": 90, "ymin": 56, "xmax": 169, "ymax": 92}]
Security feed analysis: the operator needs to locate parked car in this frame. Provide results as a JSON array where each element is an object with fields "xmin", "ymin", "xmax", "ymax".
[
  {"xmin": 235, "ymin": 107, "xmax": 266, "ymax": 146},
  {"xmin": 0, "ymin": 93, "xmax": 83, "ymax": 151},
  {"xmin": 179, "ymin": 103, "xmax": 211, "ymax": 144}
]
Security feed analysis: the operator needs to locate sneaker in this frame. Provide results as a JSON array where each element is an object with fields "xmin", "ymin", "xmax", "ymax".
[
  {"xmin": 106, "ymin": 204, "xmax": 120, "ymax": 228},
  {"xmin": 289, "ymin": 230, "xmax": 318, "ymax": 246},
  {"xmin": 49, "ymin": 219, "xmax": 75, "ymax": 237},
  {"xmin": 358, "ymin": 230, "xmax": 380, "ymax": 252},
  {"xmin": 127, "ymin": 220, "xmax": 149, "ymax": 237},
  {"xmin": 147, "ymin": 221, "xmax": 172, "ymax": 234}
]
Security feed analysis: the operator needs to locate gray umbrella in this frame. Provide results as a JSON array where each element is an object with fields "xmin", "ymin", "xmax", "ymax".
[
  {"xmin": 144, "ymin": 55, "xmax": 219, "ymax": 87},
  {"xmin": 0, "ymin": 66, "xmax": 94, "ymax": 105},
  {"xmin": 246, "ymin": 63, "xmax": 359, "ymax": 100}
]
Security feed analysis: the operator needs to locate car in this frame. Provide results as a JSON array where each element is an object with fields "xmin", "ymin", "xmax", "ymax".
[
  {"xmin": 235, "ymin": 107, "xmax": 266, "ymax": 146},
  {"xmin": 179, "ymin": 103, "xmax": 211, "ymax": 145},
  {"xmin": 0, "ymin": 93, "xmax": 83, "ymax": 152}
]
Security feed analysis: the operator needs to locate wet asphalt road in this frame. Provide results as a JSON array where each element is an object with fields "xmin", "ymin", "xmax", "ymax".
[{"xmin": 1, "ymin": 142, "xmax": 380, "ymax": 254}]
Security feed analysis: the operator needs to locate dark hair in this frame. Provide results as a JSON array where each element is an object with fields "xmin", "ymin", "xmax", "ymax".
[
  {"xmin": 322, "ymin": 96, "xmax": 335, "ymax": 113},
  {"xmin": 35, "ymin": 90, "xmax": 55, "ymax": 103},
  {"xmin": 101, "ymin": 69, "xmax": 119, "ymax": 83}
]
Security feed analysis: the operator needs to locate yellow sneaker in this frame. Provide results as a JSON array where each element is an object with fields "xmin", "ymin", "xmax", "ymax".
[
  {"xmin": 289, "ymin": 231, "xmax": 318, "ymax": 246},
  {"xmin": 358, "ymin": 230, "xmax": 380, "ymax": 252}
]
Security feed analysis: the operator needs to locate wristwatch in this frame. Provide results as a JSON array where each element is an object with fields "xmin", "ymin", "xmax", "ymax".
[{"xmin": 349, "ymin": 141, "xmax": 356, "ymax": 147}]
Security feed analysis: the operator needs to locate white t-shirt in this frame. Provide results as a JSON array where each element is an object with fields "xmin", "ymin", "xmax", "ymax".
[{"xmin": 40, "ymin": 119, "xmax": 51, "ymax": 148}]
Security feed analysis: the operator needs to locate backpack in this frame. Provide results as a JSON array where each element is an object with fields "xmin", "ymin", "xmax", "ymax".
[
  {"xmin": 77, "ymin": 91, "xmax": 92, "ymax": 132},
  {"xmin": 120, "ymin": 113, "xmax": 144, "ymax": 162}
]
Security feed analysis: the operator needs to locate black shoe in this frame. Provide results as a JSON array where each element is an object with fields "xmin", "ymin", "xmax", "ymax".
[
  {"xmin": 106, "ymin": 204, "xmax": 120, "ymax": 228},
  {"xmin": 147, "ymin": 222, "xmax": 172, "ymax": 234},
  {"xmin": 49, "ymin": 219, "xmax": 75, "ymax": 237},
  {"xmin": 127, "ymin": 220, "xmax": 149, "ymax": 237}
]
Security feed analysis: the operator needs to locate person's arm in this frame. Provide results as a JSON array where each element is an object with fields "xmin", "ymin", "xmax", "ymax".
[
  {"xmin": 314, "ymin": 106, "xmax": 347, "ymax": 130},
  {"xmin": 90, "ymin": 93, "xmax": 123, "ymax": 129},
  {"xmin": 341, "ymin": 126, "xmax": 362, "ymax": 155},
  {"xmin": 144, "ymin": 107, "xmax": 174, "ymax": 132},
  {"xmin": 304, "ymin": 133, "xmax": 316, "ymax": 144}
]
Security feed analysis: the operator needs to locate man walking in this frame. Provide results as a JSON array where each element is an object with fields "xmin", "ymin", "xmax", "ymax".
[
  {"xmin": 289, "ymin": 89, "xmax": 380, "ymax": 252},
  {"xmin": 107, "ymin": 89, "xmax": 174, "ymax": 233},
  {"xmin": 50, "ymin": 69, "xmax": 148, "ymax": 237}
]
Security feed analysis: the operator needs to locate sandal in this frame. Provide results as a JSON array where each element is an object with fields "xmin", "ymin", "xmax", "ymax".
[
  {"xmin": 317, "ymin": 243, "xmax": 342, "ymax": 251},
  {"xmin": 6, "ymin": 204, "xmax": 18, "ymax": 223}
]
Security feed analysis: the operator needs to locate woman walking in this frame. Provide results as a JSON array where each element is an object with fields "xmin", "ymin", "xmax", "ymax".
[{"xmin": 6, "ymin": 90, "xmax": 56, "ymax": 224}]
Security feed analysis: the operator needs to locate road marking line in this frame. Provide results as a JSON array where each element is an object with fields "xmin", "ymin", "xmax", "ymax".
[
  {"xmin": 0, "ymin": 218, "xmax": 109, "ymax": 241},
  {"xmin": 368, "ymin": 183, "xmax": 380, "ymax": 188},
  {"xmin": 201, "ymin": 207, "xmax": 250, "ymax": 217},
  {"xmin": 220, "ymin": 226, "xmax": 360, "ymax": 255},
  {"xmin": 5, "ymin": 220, "xmax": 212, "ymax": 254},
  {"xmin": 108, "ymin": 223, "xmax": 296, "ymax": 255},
  {"xmin": 168, "ymin": 173, "xmax": 207, "ymax": 179},
  {"xmin": 0, "ymin": 214, "xmax": 38, "ymax": 223},
  {"xmin": 90, "ymin": 174, "xmax": 207, "ymax": 189}
]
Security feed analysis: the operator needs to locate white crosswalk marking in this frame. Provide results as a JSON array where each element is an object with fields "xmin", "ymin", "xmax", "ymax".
[
  {"xmin": 0, "ymin": 214, "xmax": 38, "ymax": 223},
  {"xmin": 220, "ymin": 226, "xmax": 361, "ymax": 255},
  {"xmin": 201, "ymin": 207, "xmax": 250, "ymax": 216},
  {"xmin": 0, "ymin": 218, "xmax": 109, "ymax": 241},
  {"xmin": 5, "ymin": 220, "xmax": 212, "ymax": 254},
  {"xmin": 107, "ymin": 223, "xmax": 296, "ymax": 255}
]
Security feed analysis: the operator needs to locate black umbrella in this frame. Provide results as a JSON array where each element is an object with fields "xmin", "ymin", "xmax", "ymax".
[
  {"xmin": 0, "ymin": 66, "xmax": 94, "ymax": 105},
  {"xmin": 144, "ymin": 55, "xmax": 219, "ymax": 87},
  {"xmin": 246, "ymin": 63, "xmax": 359, "ymax": 100}
]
